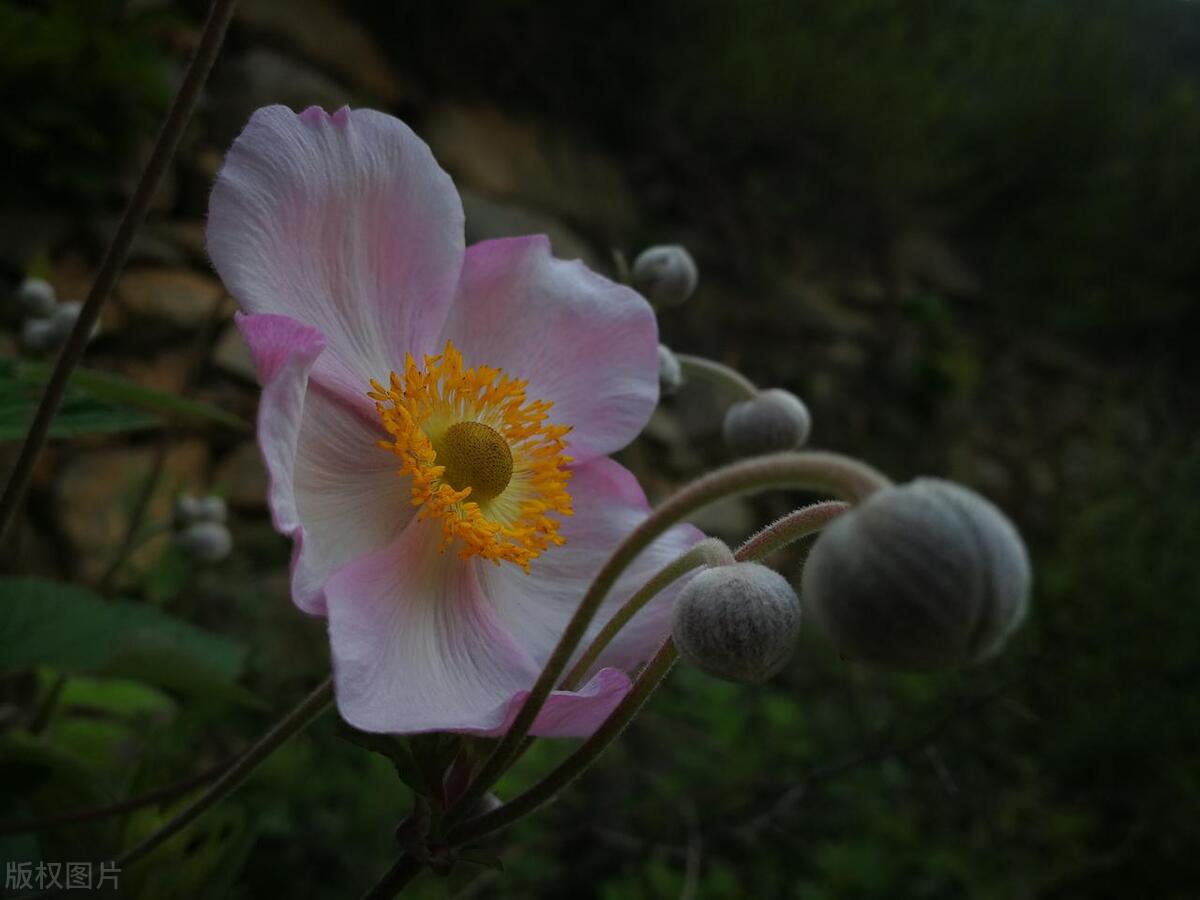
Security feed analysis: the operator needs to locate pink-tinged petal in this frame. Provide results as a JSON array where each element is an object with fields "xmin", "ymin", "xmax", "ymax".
[
  {"xmin": 441, "ymin": 236, "xmax": 659, "ymax": 462},
  {"xmin": 240, "ymin": 312, "xmax": 412, "ymax": 616},
  {"xmin": 325, "ymin": 519, "xmax": 541, "ymax": 734},
  {"xmin": 482, "ymin": 457, "xmax": 705, "ymax": 678},
  {"xmin": 483, "ymin": 667, "xmax": 632, "ymax": 739},
  {"xmin": 209, "ymin": 105, "xmax": 465, "ymax": 398}
]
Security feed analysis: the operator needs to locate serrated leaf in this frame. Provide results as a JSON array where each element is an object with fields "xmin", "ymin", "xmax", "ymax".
[{"xmin": 0, "ymin": 577, "xmax": 252, "ymax": 704}]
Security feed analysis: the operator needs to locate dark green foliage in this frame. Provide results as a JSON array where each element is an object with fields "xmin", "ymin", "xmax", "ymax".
[{"xmin": 0, "ymin": 0, "xmax": 172, "ymax": 204}]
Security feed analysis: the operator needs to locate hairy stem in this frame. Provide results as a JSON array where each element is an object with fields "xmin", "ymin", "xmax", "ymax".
[
  {"xmin": 450, "ymin": 639, "xmax": 680, "ymax": 846},
  {"xmin": 454, "ymin": 451, "xmax": 890, "ymax": 820},
  {"xmin": 674, "ymin": 353, "xmax": 758, "ymax": 401},
  {"xmin": 0, "ymin": 0, "xmax": 240, "ymax": 541},
  {"xmin": 561, "ymin": 538, "xmax": 733, "ymax": 691},
  {"xmin": 114, "ymin": 677, "xmax": 333, "ymax": 868},
  {"xmin": 735, "ymin": 501, "xmax": 850, "ymax": 562}
]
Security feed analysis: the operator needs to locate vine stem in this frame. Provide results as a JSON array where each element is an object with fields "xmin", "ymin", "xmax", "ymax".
[
  {"xmin": 452, "ymin": 451, "xmax": 889, "ymax": 824},
  {"xmin": 445, "ymin": 498, "xmax": 853, "ymax": 846},
  {"xmin": 674, "ymin": 353, "xmax": 759, "ymax": 401},
  {"xmin": 0, "ymin": 0, "xmax": 240, "ymax": 542},
  {"xmin": 113, "ymin": 677, "xmax": 333, "ymax": 868}
]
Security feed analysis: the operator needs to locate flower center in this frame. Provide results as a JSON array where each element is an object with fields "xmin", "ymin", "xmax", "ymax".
[
  {"xmin": 433, "ymin": 421, "xmax": 513, "ymax": 502},
  {"xmin": 369, "ymin": 340, "xmax": 573, "ymax": 572}
]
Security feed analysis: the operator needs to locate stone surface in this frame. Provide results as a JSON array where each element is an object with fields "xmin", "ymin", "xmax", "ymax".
[
  {"xmin": 214, "ymin": 441, "xmax": 269, "ymax": 511},
  {"xmin": 116, "ymin": 268, "xmax": 226, "ymax": 329},
  {"xmin": 56, "ymin": 441, "xmax": 209, "ymax": 583},
  {"xmin": 425, "ymin": 103, "xmax": 635, "ymax": 234},
  {"xmin": 235, "ymin": 0, "xmax": 403, "ymax": 103}
]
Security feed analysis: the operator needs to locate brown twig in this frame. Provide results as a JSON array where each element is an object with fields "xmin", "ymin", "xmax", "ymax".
[{"xmin": 0, "ymin": 0, "xmax": 240, "ymax": 542}]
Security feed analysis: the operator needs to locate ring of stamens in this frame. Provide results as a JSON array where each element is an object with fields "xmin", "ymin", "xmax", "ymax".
[{"xmin": 369, "ymin": 340, "xmax": 573, "ymax": 572}]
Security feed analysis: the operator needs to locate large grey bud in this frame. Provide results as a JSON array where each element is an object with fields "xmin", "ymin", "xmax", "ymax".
[
  {"xmin": 800, "ymin": 478, "xmax": 1030, "ymax": 669},
  {"xmin": 632, "ymin": 245, "xmax": 698, "ymax": 308},
  {"xmin": 723, "ymin": 388, "xmax": 812, "ymax": 457},
  {"xmin": 16, "ymin": 277, "xmax": 57, "ymax": 318},
  {"xmin": 672, "ymin": 562, "xmax": 802, "ymax": 684}
]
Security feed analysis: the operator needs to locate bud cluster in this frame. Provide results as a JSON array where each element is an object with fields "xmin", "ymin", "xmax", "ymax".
[
  {"xmin": 173, "ymin": 494, "xmax": 233, "ymax": 563},
  {"xmin": 14, "ymin": 277, "xmax": 95, "ymax": 353}
]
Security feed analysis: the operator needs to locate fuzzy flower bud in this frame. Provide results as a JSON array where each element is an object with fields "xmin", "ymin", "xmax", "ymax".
[
  {"xmin": 16, "ymin": 277, "xmax": 57, "ymax": 318},
  {"xmin": 723, "ymin": 388, "xmax": 812, "ymax": 457},
  {"xmin": 657, "ymin": 344, "xmax": 684, "ymax": 397},
  {"xmin": 632, "ymin": 244, "xmax": 698, "ymax": 308},
  {"xmin": 175, "ymin": 520, "xmax": 233, "ymax": 564},
  {"xmin": 672, "ymin": 562, "xmax": 802, "ymax": 684},
  {"xmin": 21, "ymin": 317, "xmax": 60, "ymax": 352},
  {"xmin": 800, "ymin": 478, "xmax": 1030, "ymax": 669},
  {"xmin": 175, "ymin": 494, "xmax": 228, "ymax": 526}
]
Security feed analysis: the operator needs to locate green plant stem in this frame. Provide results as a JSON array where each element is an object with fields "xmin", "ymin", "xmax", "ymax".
[
  {"xmin": 0, "ymin": 754, "xmax": 236, "ymax": 836},
  {"xmin": 114, "ymin": 677, "xmax": 333, "ymax": 868},
  {"xmin": 450, "ymin": 639, "xmax": 681, "ymax": 847},
  {"xmin": 449, "ymin": 496, "xmax": 852, "ymax": 847},
  {"xmin": 735, "ymin": 501, "xmax": 850, "ymax": 562},
  {"xmin": 674, "ymin": 353, "xmax": 759, "ymax": 400},
  {"xmin": 358, "ymin": 854, "xmax": 423, "ymax": 900},
  {"xmin": 0, "ymin": 0, "xmax": 240, "ymax": 542},
  {"xmin": 453, "ymin": 451, "xmax": 890, "ymax": 821},
  {"xmin": 561, "ymin": 538, "xmax": 733, "ymax": 691}
]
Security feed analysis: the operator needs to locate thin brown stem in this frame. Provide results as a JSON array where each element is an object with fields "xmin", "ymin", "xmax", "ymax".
[
  {"xmin": 358, "ymin": 854, "xmax": 423, "ymax": 900},
  {"xmin": 0, "ymin": 0, "xmax": 240, "ymax": 542},
  {"xmin": 0, "ymin": 755, "xmax": 236, "ymax": 837}
]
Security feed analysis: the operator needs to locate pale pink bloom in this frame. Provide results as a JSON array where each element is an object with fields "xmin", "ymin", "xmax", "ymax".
[{"xmin": 207, "ymin": 106, "xmax": 701, "ymax": 736}]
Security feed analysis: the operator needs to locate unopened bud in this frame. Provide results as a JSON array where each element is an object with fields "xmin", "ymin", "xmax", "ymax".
[
  {"xmin": 723, "ymin": 388, "xmax": 812, "ymax": 457},
  {"xmin": 175, "ymin": 494, "xmax": 227, "ymax": 525},
  {"xmin": 16, "ymin": 277, "xmax": 56, "ymax": 318},
  {"xmin": 800, "ymin": 478, "xmax": 1030, "ymax": 669},
  {"xmin": 632, "ymin": 245, "xmax": 698, "ymax": 308},
  {"xmin": 51, "ymin": 301, "xmax": 98, "ymax": 341},
  {"xmin": 21, "ymin": 317, "xmax": 60, "ymax": 352},
  {"xmin": 672, "ymin": 562, "xmax": 802, "ymax": 684},
  {"xmin": 175, "ymin": 520, "xmax": 233, "ymax": 563},
  {"xmin": 657, "ymin": 344, "xmax": 684, "ymax": 397}
]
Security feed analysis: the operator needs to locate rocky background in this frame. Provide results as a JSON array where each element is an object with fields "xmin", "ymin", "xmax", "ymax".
[{"xmin": 2, "ymin": 1, "xmax": 1198, "ymax": 898}]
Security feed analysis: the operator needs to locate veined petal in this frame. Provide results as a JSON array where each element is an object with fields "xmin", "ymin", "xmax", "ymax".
[
  {"xmin": 442, "ymin": 236, "xmax": 659, "ymax": 463},
  {"xmin": 209, "ymin": 105, "xmax": 465, "ymax": 398},
  {"xmin": 482, "ymin": 457, "xmax": 705, "ymax": 678},
  {"xmin": 325, "ymin": 518, "xmax": 539, "ymax": 734},
  {"xmin": 240, "ymin": 313, "xmax": 412, "ymax": 616}
]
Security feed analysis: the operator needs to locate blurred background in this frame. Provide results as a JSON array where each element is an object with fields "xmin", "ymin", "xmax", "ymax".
[{"xmin": 2, "ymin": 0, "xmax": 1198, "ymax": 897}]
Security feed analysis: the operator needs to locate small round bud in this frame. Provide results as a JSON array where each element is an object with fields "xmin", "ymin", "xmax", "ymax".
[
  {"xmin": 672, "ymin": 562, "xmax": 802, "ymax": 684},
  {"xmin": 723, "ymin": 388, "xmax": 812, "ymax": 457},
  {"xmin": 632, "ymin": 244, "xmax": 698, "ymax": 308},
  {"xmin": 176, "ymin": 494, "xmax": 228, "ymax": 526},
  {"xmin": 50, "ymin": 301, "xmax": 98, "ymax": 342},
  {"xmin": 21, "ymin": 317, "xmax": 60, "ymax": 352},
  {"xmin": 16, "ymin": 277, "xmax": 57, "ymax": 318},
  {"xmin": 800, "ymin": 478, "xmax": 1030, "ymax": 669},
  {"xmin": 657, "ymin": 344, "xmax": 684, "ymax": 397},
  {"xmin": 175, "ymin": 521, "xmax": 233, "ymax": 564}
]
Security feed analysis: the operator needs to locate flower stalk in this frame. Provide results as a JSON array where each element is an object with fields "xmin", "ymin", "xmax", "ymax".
[
  {"xmin": 0, "ymin": 0, "xmax": 240, "ymax": 541},
  {"xmin": 674, "ymin": 353, "xmax": 759, "ymax": 401}
]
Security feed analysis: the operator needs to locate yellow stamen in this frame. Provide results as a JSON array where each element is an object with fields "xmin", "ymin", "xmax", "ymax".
[{"xmin": 369, "ymin": 340, "xmax": 573, "ymax": 572}]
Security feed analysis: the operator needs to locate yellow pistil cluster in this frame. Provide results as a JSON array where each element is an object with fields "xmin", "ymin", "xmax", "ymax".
[{"xmin": 369, "ymin": 340, "xmax": 573, "ymax": 572}]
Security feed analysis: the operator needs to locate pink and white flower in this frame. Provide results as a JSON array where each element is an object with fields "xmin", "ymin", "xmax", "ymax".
[{"xmin": 207, "ymin": 105, "xmax": 701, "ymax": 736}]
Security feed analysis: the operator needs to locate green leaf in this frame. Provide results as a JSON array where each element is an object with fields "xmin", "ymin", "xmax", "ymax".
[
  {"xmin": 0, "ymin": 357, "xmax": 159, "ymax": 441},
  {"xmin": 60, "ymin": 365, "xmax": 249, "ymax": 433},
  {"xmin": 0, "ymin": 577, "xmax": 253, "ymax": 704}
]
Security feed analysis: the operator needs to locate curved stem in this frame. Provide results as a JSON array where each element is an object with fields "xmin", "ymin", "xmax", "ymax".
[
  {"xmin": 0, "ymin": 0, "xmax": 240, "ymax": 542},
  {"xmin": 114, "ymin": 677, "xmax": 333, "ymax": 868},
  {"xmin": 561, "ymin": 538, "xmax": 733, "ymax": 691},
  {"xmin": 0, "ymin": 754, "xmax": 236, "ymax": 836},
  {"xmin": 450, "ymin": 639, "xmax": 680, "ymax": 847},
  {"xmin": 358, "ymin": 854, "xmax": 423, "ymax": 900},
  {"xmin": 735, "ymin": 501, "xmax": 850, "ymax": 562},
  {"xmin": 453, "ymin": 451, "xmax": 890, "ymax": 820},
  {"xmin": 674, "ymin": 353, "xmax": 758, "ymax": 401}
]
